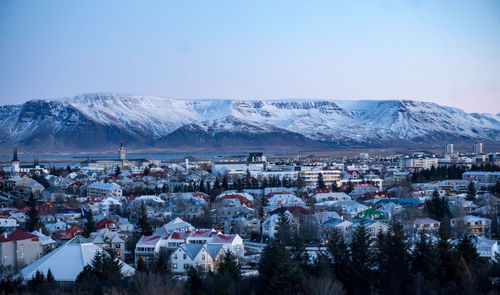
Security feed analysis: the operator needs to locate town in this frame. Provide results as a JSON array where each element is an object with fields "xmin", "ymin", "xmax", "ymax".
[{"xmin": 0, "ymin": 141, "xmax": 499, "ymax": 294}]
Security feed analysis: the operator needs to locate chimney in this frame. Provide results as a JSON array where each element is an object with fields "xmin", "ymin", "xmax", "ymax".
[{"xmin": 4, "ymin": 232, "xmax": 7, "ymax": 239}]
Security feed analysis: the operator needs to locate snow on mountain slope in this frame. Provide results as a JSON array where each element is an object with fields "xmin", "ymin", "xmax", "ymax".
[{"xmin": 0, "ymin": 93, "xmax": 499, "ymax": 152}]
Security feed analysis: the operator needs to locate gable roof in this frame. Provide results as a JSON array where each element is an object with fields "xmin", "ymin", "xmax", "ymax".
[
  {"xmin": 181, "ymin": 244, "xmax": 204, "ymax": 259},
  {"xmin": 19, "ymin": 236, "xmax": 134, "ymax": 282}
]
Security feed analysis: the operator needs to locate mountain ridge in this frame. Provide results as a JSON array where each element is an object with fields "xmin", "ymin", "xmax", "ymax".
[{"xmin": 0, "ymin": 93, "xmax": 499, "ymax": 153}]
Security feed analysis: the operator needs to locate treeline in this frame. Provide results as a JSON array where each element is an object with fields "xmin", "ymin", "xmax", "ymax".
[
  {"xmin": 411, "ymin": 163, "xmax": 500, "ymax": 183},
  {"xmin": 411, "ymin": 165, "xmax": 466, "ymax": 183},
  {"xmin": 3, "ymin": 224, "xmax": 500, "ymax": 295}
]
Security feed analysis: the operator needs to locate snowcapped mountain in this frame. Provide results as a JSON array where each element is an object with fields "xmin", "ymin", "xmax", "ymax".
[{"xmin": 0, "ymin": 93, "xmax": 499, "ymax": 153}]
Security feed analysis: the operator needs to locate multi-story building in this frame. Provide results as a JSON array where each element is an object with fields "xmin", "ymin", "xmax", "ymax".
[
  {"xmin": 445, "ymin": 143, "xmax": 454, "ymax": 154},
  {"xmin": 87, "ymin": 182, "xmax": 122, "ymax": 198},
  {"xmin": 0, "ymin": 230, "xmax": 43, "ymax": 276},
  {"xmin": 474, "ymin": 142, "xmax": 483, "ymax": 154},
  {"xmin": 450, "ymin": 215, "xmax": 491, "ymax": 236}
]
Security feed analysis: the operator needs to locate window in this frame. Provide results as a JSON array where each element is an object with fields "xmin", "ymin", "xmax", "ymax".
[
  {"xmin": 173, "ymin": 264, "xmax": 177, "ymax": 269},
  {"xmin": 116, "ymin": 244, "xmax": 121, "ymax": 248},
  {"xmin": 202, "ymin": 255, "xmax": 205, "ymax": 260},
  {"xmin": 117, "ymin": 251, "xmax": 121, "ymax": 257},
  {"xmin": 174, "ymin": 255, "xmax": 178, "ymax": 259},
  {"xmin": 183, "ymin": 254, "xmax": 187, "ymax": 259},
  {"xmin": 184, "ymin": 264, "xmax": 188, "ymax": 269}
]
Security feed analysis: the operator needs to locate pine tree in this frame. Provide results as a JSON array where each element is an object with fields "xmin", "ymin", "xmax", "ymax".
[
  {"xmin": 424, "ymin": 190, "xmax": 450, "ymax": 221},
  {"xmin": 137, "ymin": 201, "xmax": 153, "ymax": 236},
  {"xmin": 77, "ymin": 249, "xmax": 123, "ymax": 282},
  {"xmin": 317, "ymin": 172, "xmax": 326, "ymax": 189},
  {"xmin": 84, "ymin": 210, "xmax": 96, "ymax": 237},
  {"xmin": 466, "ymin": 181, "xmax": 476, "ymax": 201},
  {"xmin": 136, "ymin": 256, "xmax": 148, "ymax": 274},
  {"xmin": 114, "ymin": 165, "xmax": 121, "ymax": 176},
  {"xmin": 437, "ymin": 228, "xmax": 459, "ymax": 284},
  {"xmin": 222, "ymin": 175, "xmax": 229, "ymax": 191},
  {"xmin": 217, "ymin": 250, "xmax": 241, "ymax": 281},
  {"xmin": 152, "ymin": 254, "xmax": 169, "ymax": 274},
  {"xmin": 26, "ymin": 193, "xmax": 40, "ymax": 232},
  {"xmin": 411, "ymin": 233, "xmax": 439, "ymax": 280},
  {"xmin": 46, "ymin": 268, "xmax": 55, "ymax": 282},
  {"xmin": 277, "ymin": 208, "xmax": 291, "ymax": 244},
  {"xmin": 258, "ymin": 242, "xmax": 304, "ymax": 295},
  {"xmin": 456, "ymin": 235, "xmax": 480, "ymax": 266},
  {"xmin": 376, "ymin": 223, "xmax": 412, "ymax": 295},
  {"xmin": 290, "ymin": 235, "xmax": 309, "ymax": 270},
  {"xmin": 349, "ymin": 224, "xmax": 375, "ymax": 294},
  {"xmin": 187, "ymin": 266, "xmax": 205, "ymax": 295},
  {"xmin": 327, "ymin": 228, "xmax": 351, "ymax": 286},
  {"xmin": 199, "ymin": 179, "xmax": 205, "ymax": 193}
]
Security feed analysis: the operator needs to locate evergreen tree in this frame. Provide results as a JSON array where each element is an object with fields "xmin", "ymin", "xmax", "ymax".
[
  {"xmin": 466, "ymin": 181, "xmax": 476, "ymax": 201},
  {"xmin": 317, "ymin": 172, "xmax": 326, "ymax": 189},
  {"xmin": 76, "ymin": 249, "xmax": 123, "ymax": 283},
  {"xmin": 290, "ymin": 235, "xmax": 309, "ymax": 270},
  {"xmin": 152, "ymin": 254, "xmax": 169, "ymax": 274},
  {"xmin": 376, "ymin": 223, "xmax": 412, "ymax": 295},
  {"xmin": 258, "ymin": 242, "xmax": 304, "ymax": 295},
  {"xmin": 186, "ymin": 266, "xmax": 205, "ymax": 295},
  {"xmin": 222, "ymin": 175, "xmax": 229, "ymax": 191},
  {"xmin": 277, "ymin": 208, "xmax": 291, "ymax": 244},
  {"xmin": 26, "ymin": 193, "xmax": 40, "ymax": 232},
  {"xmin": 437, "ymin": 228, "xmax": 460, "ymax": 284},
  {"xmin": 46, "ymin": 269, "xmax": 55, "ymax": 282},
  {"xmin": 411, "ymin": 234, "xmax": 439, "ymax": 281},
  {"xmin": 84, "ymin": 210, "xmax": 97, "ymax": 237},
  {"xmin": 136, "ymin": 256, "xmax": 148, "ymax": 274},
  {"xmin": 456, "ymin": 235, "xmax": 480, "ymax": 266},
  {"xmin": 114, "ymin": 165, "xmax": 121, "ymax": 176},
  {"xmin": 327, "ymin": 228, "xmax": 351, "ymax": 288},
  {"xmin": 349, "ymin": 224, "xmax": 375, "ymax": 293},
  {"xmin": 137, "ymin": 201, "xmax": 153, "ymax": 236},
  {"xmin": 217, "ymin": 250, "xmax": 241, "ymax": 281},
  {"xmin": 199, "ymin": 179, "xmax": 205, "ymax": 193},
  {"xmin": 424, "ymin": 190, "xmax": 450, "ymax": 221}
]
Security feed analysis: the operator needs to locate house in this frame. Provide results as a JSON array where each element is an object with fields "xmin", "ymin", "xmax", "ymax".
[
  {"xmin": 208, "ymin": 233, "xmax": 244, "ymax": 258},
  {"xmin": 330, "ymin": 200, "xmax": 369, "ymax": 219},
  {"xmin": 56, "ymin": 225, "xmax": 85, "ymax": 241},
  {"xmin": 0, "ymin": 230, "xmax": 43, "ymax": 276},
  {"xmin": 320, "ymin": 218, "xmax": 353, "ymax": 243},
  {"xmin": 472, "ymin": 236, "xmax": 499, "ymax": 260},
  {"xmin": 311, "ymin": 192, "xmax": 351, "ymax": 204},
  {"xmin": 403, "ymin": 217, "xmax": 440, "ymax": 236},
  {"xmin": 18, "ymin": 236, "xmax": 135, "ymax": 282},
  {"xmin": 31, "ymin": 230, "xmax": 56, "ymax": 252},
  {"xmin": 89, "ymin": 229, "xmax": 126, "ymax": 259},
  {"xmin": 134, "ymin": 235, "xmax": 162, "ymax": 265},
  {"xmin": 352, "ymin": 208, "xmax": 387, "ymax": 221},
  {"xmin": 186, "ymin": 229, "xmax": 218, "ymax": 245},
  {"xmin": 450, "ymin": 215, "xmax": 491, "ymax": 236},
  {"xmin": 170, "ymin": 243, "xmax": 223, "ymax": 273},
  {"xmin": 261, "ymin": 210, "xmax": 293, "ymax": 241}
]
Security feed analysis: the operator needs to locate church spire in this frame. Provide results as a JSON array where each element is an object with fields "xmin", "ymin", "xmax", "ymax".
[{"xmin": 12, "ymin": 148, "xmax": 19, "ymax": 162}]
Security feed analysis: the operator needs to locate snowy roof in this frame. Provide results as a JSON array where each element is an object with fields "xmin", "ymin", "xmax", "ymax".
[
  {"xmin": 181, "ymin": 244, "xmax": 204, "ymax": 259},
  {"xmin": 153, "ymin": 217, "xmax": 193, "ymax": 236},
  {"xmin": 88, "ymin": 182, "xmax": 122, "ymax": 190},
  {"xmin": 31, "ymin": 230, "xmax": 56, "ymax": 246},
  {"xmin": 19, "ymin": 236, "xmax": 135, "ymax": 281}
]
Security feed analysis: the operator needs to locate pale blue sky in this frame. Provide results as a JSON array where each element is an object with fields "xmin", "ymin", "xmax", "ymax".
[{"xmin": 1, "ymin": 0, "xmax": 499, "ymax": 113}]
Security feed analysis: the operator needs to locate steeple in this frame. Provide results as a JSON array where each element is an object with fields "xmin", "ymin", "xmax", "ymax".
[
  {"xmin": 12, "ymin": 148, "xmax": 19, "ymax": 162},
  {"xmin": 119, "ymin": 139, "xmax": 126, "ymax": 161}
]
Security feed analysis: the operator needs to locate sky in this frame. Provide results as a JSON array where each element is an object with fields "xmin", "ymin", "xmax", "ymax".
[{"xmin": 0, "ymin": 0, "xmax": 499, "ymax": 114}]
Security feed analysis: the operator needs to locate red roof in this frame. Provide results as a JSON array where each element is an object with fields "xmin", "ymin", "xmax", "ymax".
[
  {"xmin": 210, "ymin": 234, "xmax": 235, "ymax": 244},
  {"xmin": 0, "ymin": 229, "xmax": 38, "ymax": 243},
  {"xmin": 56, "ymin": 225, "xmax": 84, "ymax": 240},
  {"xmin": 138, "ymin": 235, "xmax": 161, "ymax": 245},
  {"xmin": 96, "ymin": 218, "xmax": 116, "ymax": 229},
  {"xmin": 216, "ymin": 194, "xmax": 253, "ymax": 207},
  {"xmin": 191, "ymin": 192, "xmax": 209, "ymax": 200},
  {"xmin": 188, "ymin": 229, "xmax": 214, "ymax": 238},
  {"xmin": 265, "ymin": 192, "xmax": 292, "ymax": 199},
  {"xmin": 170, "ymin": 231, "xmax": 190, "ymax": 240}
]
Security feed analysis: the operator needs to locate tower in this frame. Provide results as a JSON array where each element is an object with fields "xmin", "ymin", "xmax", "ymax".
[
  {"xmin": 12, "ymin": 148, "xmax": 19, "ymax": 173},
  {"xmin": 445, "ymin": 144, "xmax": 454, "ymax": 155},
  {"xmin": 119, "ymin": 140, "xmax": 126, "ymax": 160},
  {"xmin": 473, "ymin": 142, "xmax": 483, "ymax": 154}
]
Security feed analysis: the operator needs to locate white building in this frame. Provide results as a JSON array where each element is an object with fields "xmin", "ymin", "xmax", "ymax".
[{"xmin": 87, "ymin": 182, "xmax": 122, "ymax": 198}]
